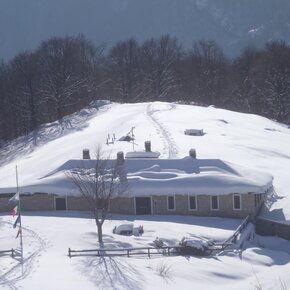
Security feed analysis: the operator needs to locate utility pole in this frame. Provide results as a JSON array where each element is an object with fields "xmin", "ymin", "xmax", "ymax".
[{"xmin": 15, "ymin": 166, "xmax": 24, "ymax": 275}]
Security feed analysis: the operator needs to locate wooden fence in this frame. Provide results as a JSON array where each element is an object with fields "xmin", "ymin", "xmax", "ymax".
[
  {"xmin": 68, "ymin": 246, "xmax": 181, "ymax": 258},
  {"xmin": 68, "ymin": 215, "xmax": 251, "ymax": 258},
  {"xmin": 0, "ymin": 249, "xmax": 15, "ymax": 257}
]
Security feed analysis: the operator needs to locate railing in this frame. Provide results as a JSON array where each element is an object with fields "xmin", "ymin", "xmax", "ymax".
[
  {"xmin": 0, "ymin": 249, "xmax": 15, "ymax": 257},
  {"xmin": 68, "ymin": 246, "xmax": 182, "ymax": 258},
  {"xmin": 219, "ymin": 215, "xmax": 251, "ymax": 250}
]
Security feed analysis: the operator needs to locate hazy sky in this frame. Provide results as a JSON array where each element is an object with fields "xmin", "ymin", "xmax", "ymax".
[
  {"xmin": 1, "ymin": 0, "xmax": 195, "ymax": 60},
  {"xmin": 0, "ymin": 0, "xmax": 289, "ymax": 60}
]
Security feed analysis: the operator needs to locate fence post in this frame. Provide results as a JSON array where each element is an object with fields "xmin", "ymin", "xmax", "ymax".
[
  {"xmin": 68, "ymin": 248, "xmax": 71, "ymax": 258},
  {"xmin": 11, "ymin": 249, "xmax": 14, "ymax": 258},
  {"xmin": 167, "ymin": 247, "xmax": 170, "ymax": 256},
  {"xmin": 148, "ymin": 248, "xmax": 150, "ymax": 258},
  {"xmin": 127, "ymin": 249, "xmax": 130, "ymax": 257}
]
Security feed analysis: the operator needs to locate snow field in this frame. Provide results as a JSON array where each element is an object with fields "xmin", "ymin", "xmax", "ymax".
[{"xmin": 1, "ymin": 213, "xmax": 290, "ymax": 290}]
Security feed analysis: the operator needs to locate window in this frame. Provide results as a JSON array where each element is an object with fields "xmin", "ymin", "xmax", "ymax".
[
  {"xmin": 189, "ymin": 196, "xmax": 197, "ymax": 210},
  {"xmin": 233, "ymin": 194, "xmax": 241, "ymax": 210},
  {"xmin": 211, "ymin": 196, "xmax": 219, "ymax": 210},
  {"xmin": 167, "ymin": 196, "xmax": 175, "ymax": 210}
]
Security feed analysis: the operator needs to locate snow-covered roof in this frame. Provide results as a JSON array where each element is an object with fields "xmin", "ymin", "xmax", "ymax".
[
  {"xmin": 125, "ymin": 151, "xmax": 160, "ymax": 159},
  {"xmin": 0, "ymin": 156, "xmax": 273, "ymax": 197}
]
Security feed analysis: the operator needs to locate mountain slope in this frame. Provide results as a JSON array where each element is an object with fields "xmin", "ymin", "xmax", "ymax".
[{"xmin": 0, "ymin": 101, "xmax": 289, "ymax": 221}]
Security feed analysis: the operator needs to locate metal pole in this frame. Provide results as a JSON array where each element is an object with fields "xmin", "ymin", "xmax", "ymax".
[
  {"xmin": 132, "ymin": 127, "xmax": 135, "ymax": 151},
  {"xmin": 16, "ymin": 166, "xmax": 24, "ymax": 275}
]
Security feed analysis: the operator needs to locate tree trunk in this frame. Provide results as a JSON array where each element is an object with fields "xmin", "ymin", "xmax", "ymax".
[{"xmin": 96, "ymin": 220, "xmax": 103, "ymax": 244}]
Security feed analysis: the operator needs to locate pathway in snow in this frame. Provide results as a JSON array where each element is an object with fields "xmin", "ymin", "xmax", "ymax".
[
  {"xmin": 0, "ymin": 221, "xmax": 46, "ymax": 290},
  {"xmin": 146, "ymin": 103, "xmax": 179, "ymax": 158}
]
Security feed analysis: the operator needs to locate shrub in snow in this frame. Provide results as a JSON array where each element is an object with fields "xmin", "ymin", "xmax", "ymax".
[
  {"xmin": 138, "ymin": 225, "xmax": 144, "ymax": 234},
  {"xmin": 178, "ymin": 237, "xmax": 213, "ymax": 256},
  {"xmin": 155, "ymin": 260, "xmax": 172, "ymax": 280},
  {"xmin": 153, "ymin": 237, "xmax": 165, "ymax": 248}
]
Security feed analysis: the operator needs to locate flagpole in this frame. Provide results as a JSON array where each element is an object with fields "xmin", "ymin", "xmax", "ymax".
[{"xmin": 16, "ymin": 165, "xmax": 24, "ymax": 275}]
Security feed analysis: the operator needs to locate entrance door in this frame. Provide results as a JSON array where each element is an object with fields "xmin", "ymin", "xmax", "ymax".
[
  {"xmin": 135, "ymin": 197, "xmax": 151, "ymax": 215},
  {"xmin": 55, "ymin": 197, "xmax": 67, "ymax": 210}
]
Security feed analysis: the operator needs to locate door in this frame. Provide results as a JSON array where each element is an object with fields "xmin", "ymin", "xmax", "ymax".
[
  {"xmin": 55, "ymin": 197, "xmax": 67, "ymax": 210},
  {"xmin": 135, "ymin": 197, "xmax": 152, "ymax": 215}
]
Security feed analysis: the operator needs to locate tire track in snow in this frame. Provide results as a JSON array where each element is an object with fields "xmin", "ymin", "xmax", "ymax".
[
  {"xmin": 0, "ymin": 221, "xmax": 46, "ymax": 290},
  {"xmin": 146, "ymin": 103, "xmax": 178, "ymax": 158}
]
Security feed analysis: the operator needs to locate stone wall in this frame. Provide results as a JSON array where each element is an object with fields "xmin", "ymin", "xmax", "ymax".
[
  {"xmin": 21, "ymin": 194, "xmax": 55, "ymax": 211},
  {"xmin": 0, "ymin": 192, "xmax": 260, "ymax": 218},
  {"xmin": 255, "ymin": 218, "xmax": 290, "ymax": 241},
  {"xmin": 0, "ymin": 196, "xmax": 13, "ymax": 212},
  {"xmin": 109, "ymin": 197, "xmax": 135, "ymax": 215},
  {"xmin": 67, "ymin": 196, "xmax": 88, "ymax": 211},
  {"xmin": 151, "ymin": 193, "xmax": 256, "ymax": 218},
  {"xmin": 0, "ymin": 193, "xmax": 55, "ymax": 212}
]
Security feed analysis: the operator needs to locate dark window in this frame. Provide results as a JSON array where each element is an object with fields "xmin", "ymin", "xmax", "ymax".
[
  {"xmin": 167, "ymin": 196, "xmax": 175, "ymax": 210},
  {"xmin": 211, "ymin": 196, "xmax": 219, "ymax": 210},
  {"xmin": 233, "ymin": 195, "xmax": 241, "ymax": 209},
  {"xmin": 55, "ymin": 197, "xmax": 66, "ymax": 210},
  {"xmin": 189, "ymin": 196, "xmax": 197, "ymax": 210}
]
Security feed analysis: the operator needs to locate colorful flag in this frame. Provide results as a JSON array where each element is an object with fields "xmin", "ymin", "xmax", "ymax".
[
  {"xmin": 15, "ymin": 228, "xmax": 21, "ymax": 239},
  {"xmin": 9, "ymin": 192, "xmax": 19, "ymax": 204},
  {"xmin": 11, "ymin": 205, "xmax": 19, "ymax": 217},
  {"xmin": 13, "ymin": 214, "xmax": 21, "ymax": 229}
]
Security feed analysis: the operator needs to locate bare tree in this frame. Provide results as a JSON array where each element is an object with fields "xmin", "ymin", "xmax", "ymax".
[
  {"xmin": 250, "ymin": 40, "xmax": 290, "ymax": 122},
  {"xmin": 141, "ymin": 35, "xmax": 182, "ymax": 101},
  {"xmin": 230, "ymin": 46, "xmax": 261, "ymax": 112},
  {"xmin": 67, "ymin": 149, "xmax": 126, "ymax": 244},
  {"xmin": 108, "ymin": 38, "xmax": 142, "ymax": 102},
  {"xmin": 37, "ymin": 35, "xmax": 101, "ymax": 120},
  {"xmin": 189, "ymin": 40, "xmax": 228, "ymax": 106}
]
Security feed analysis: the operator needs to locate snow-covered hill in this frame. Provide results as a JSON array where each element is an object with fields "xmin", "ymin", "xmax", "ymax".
[
  {"xmin": 1, "ymin": 101, "xmax": 290, "ymax": 290},
  {"xmin": 0, "ymin": 101, "xmax": 289, "ymax": 221}
]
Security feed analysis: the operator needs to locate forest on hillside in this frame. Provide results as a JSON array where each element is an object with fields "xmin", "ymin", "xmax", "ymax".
[{"xmin": 0, "ymin": 34, "xmax": 289, "ymax": 144}]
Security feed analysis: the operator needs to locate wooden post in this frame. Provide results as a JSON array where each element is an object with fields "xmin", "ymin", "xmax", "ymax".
[
  {"xmin": 127, "ymin": 249, "xmax": 130, "ymax": 257},
  {"xmin": 167, "ymin": 247, "xmax": 170, "ymax": 256},
  {"xmin": 148, "ymin": 248, "xmax": 150, "ymax": 258},
  {"xmin": 12, "ymin": 249, "xmax": 14, "ymax": 258},
  {"xmin": 68, "ymin": 248, "xmax": 71, "ymax": 258},
  {"xmin": 97, "ymin": 250, "xmax": 99, "ymax": 256}
]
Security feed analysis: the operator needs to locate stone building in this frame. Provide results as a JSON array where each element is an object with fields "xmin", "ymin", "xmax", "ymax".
[{"xmin": 0, "ymin": 149, "xmax": 273, "ymax": 218}]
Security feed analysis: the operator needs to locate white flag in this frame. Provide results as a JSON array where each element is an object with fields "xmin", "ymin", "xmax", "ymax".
[{"xmin": 9, "ymin": 192, "xmax": 19, "ymax": 203}]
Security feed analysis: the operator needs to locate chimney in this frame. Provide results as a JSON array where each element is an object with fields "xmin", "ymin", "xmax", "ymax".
[
  {"xmin": 189, "ymin": 149, "xmax": 196, "ymax": 159},
  {"xmin": 117, "ymin": 151, "xmax": 124, "ymax": 165},
  {"xmin": 145, "ymin": 141, "xmax": 151, "ymax": 152},
  {"xmin": 83, "ymin": 149, "xmax": 91, "ymax": 159}
]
